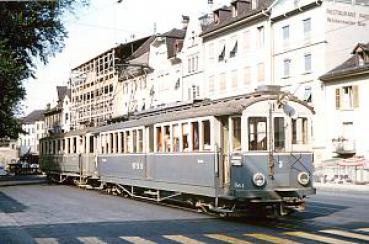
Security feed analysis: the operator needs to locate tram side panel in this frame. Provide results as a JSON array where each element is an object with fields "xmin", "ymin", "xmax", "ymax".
[{"xmin": 97, "ymin": 153, "xmax": 219, "ymax": 197}]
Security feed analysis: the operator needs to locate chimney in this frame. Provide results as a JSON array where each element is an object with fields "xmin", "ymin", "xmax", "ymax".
[{"xmin": 181, "ymin": 15, "xmax": 190, "ymax": 30}]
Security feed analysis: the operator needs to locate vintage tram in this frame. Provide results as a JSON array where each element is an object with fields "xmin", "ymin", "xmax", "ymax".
[{"xmin": 40, "ymin": 87, "xmax": 316, "ymax": 216}]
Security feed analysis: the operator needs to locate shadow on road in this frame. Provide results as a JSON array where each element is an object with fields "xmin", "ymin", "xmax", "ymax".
[{"xmin": 0, "ymin": 191, "xmax": 28, "ymax": 213}]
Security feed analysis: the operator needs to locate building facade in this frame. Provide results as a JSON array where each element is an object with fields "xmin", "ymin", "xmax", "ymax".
[
  {"xmin": 321, "ymin": 43, "xmax": 369, "ymax": 159},
  {"xmin": 44, "ymin": 86, "xmax": 71, "ymax": 135},
  {"xmin": 18, "ymin": 110, "xmax": 46, "ymax": 156}
]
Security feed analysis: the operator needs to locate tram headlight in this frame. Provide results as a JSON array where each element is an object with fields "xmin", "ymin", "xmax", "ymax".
[
  {"xmin": 297, "ymin": 172, "xmax": 310, "ymax": 186},
  {"xmin": 252, "ymin": 172, "xmax": 266, "ymax": 187}
]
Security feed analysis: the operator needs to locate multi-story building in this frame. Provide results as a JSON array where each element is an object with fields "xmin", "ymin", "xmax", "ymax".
[
  {"xmin": 18, "ymin": 110, "xmax": 46, "ymax": 156},
  {"xmin": 201, "ymin": 0, "xmax": 273, "ymax": 100},
  {"xmin": 320, "ymin": 42, "xmax": 369, "ymax": 159},
  {"xmin": 44, "ymin": 86, "xmax": 71, "ymax": 134},
  {"xmin": 270, "ymin": 0, "xmax": 369, "ymax": 161},
  {"xmin": 70, "ymin": 37, "xmax": 150, "ymax": 130}
]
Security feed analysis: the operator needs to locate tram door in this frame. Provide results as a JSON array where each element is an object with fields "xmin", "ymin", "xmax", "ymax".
[{"xmin": 219, "ymin": 116, "xmax": 230, "ymax": 188}]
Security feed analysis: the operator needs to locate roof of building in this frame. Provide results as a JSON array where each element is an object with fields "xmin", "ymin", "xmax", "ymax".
[
  {"xmin": 22, "ymin": 110, "xmax": 44, "ymax": 124},
  {"xmin": 201, "ymin": 0, "xmax": 272, "ymax": 37},
  {"xmin": 130, "ymin": 35, "xmax": 156, "ymax": 59},
  {"xmin": 320, "ymin": 42, "xmax": 369, "ymax": 81},
  {"xmin": 159, "ymin": 28, "xmax": 186, "ymax": 39}
]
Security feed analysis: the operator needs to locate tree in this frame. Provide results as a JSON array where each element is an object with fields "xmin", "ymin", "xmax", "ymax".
[{"xmin": 0, "ymin": 0, "xmax": 88, "ymax": 139}]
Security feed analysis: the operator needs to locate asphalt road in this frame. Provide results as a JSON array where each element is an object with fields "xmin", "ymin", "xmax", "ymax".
[{"xmin": 1, "ymin": 184, "xmax": 369, "ymax": 244}]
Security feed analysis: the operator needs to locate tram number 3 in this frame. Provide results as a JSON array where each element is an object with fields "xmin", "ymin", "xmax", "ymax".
[{"xmin": 132, "ymin": 162, "xmax": 144, "ymax": 170}]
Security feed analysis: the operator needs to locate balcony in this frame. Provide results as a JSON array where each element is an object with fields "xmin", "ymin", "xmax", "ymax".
[{"xmin": 332, "ymin": 138, "xmax": 356, "ymax": 156}]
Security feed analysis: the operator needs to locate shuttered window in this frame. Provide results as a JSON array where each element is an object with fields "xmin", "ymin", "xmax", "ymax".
[
  {"xmin": 335, "ymin": 88, "xmax": 341, "ymax": 110},
  {"xmin": 353, "ymin": 85, "xmax": 359, "ymax": 108}
]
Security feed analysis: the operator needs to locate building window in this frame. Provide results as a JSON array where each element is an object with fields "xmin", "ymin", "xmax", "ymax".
[
  {"xmin": 248, "ymin": 117, "xmax": 267, "ymax": 151},
  {"xmin": 304, "ymin": 53, "xmax": 312, "ymax": 73},
  {"xmin": 231, "ymin": 70, "xmax": 238, "ymax": 90},
  {"xmin": 274, "ymin": 117, "xmax": 285, "ymax": 151},
  {"xmin": 283, "ymin": 59, "xmax": 291, "ymax": 78},
  {"xmin": 230, "ymin": 36, "xmax": 238, "ymax": 58},
  {"xmin": 256, "ymin": 26, "xmax": 264, "ymax": 48},
  {"xmin": 219, "ymin": 73, "xmax": 226, "ymax": 92},
  {"xmin": 244, "ymin": 66, "xmax": 251, "ymax": 85},
  {"xmin": 257, "ymin": 63, "xmax": 264, "ymax": 83},
  {"xmin": 282, "ymin": 25, "xmax": 289, "ymax": 41},
  {"xmin": 336, "ymin": 85, "xmax": 359, "ymax": 110},
  {"xmin": 243, "ymin": 31, "xmax": 250, "ymax": 51},
  {"xmin": 218, "ymin": 43, "xmax": 226, "ymax": 62},
  {"xmin": 209, "ymin": 76, "xmax": 215, "ymax": 96},
  {"xmin": 303, "ymin": 18, "xmax": 311, "ymax": 35}
]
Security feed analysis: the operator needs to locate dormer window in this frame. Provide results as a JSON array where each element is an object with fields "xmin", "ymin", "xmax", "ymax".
[
  {"xmin": 252, "ymin": 0, "xmax": 258, "ymax": 10},
  {"xmin": 214, "ymin": 13, "xmax": 220, "ymax": 24},
  {"xmin": 359, "ymin": 52, "xmax": 365, "ymax": 67},
  {"xmin": 232, "ymin": 4, "xmax": 238, "ymax": 17}
]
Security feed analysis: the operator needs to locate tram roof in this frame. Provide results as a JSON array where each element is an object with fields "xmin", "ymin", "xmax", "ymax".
[{"xmin": 91, "ymin": 90, "xmax": 314, "ymax": 134}]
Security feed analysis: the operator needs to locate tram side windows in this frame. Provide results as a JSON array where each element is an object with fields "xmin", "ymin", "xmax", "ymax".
[
  {"xmin": 164, "ymin": 126, "xmax": 171, "ymax": 153},
  {"xmin": 156, "ymin": 127, "xmax": 162, "ymax": 152},
  {"xmin": 182, "ymin": 123, "xmax": 190, "ymax": 152},
  {"xmin": 274, "ymin": 117, "xmax": 285, "ymax": 151},
  {"xmin": 248, "ymin": 117, "xmax": 268, "ymax": 151},
  {"xmin": 138, "ymin": 129, "xmax": 143, "ymax": 153},
  {"xmin": 126, "ymin": 131, "xmax": 133, "ymax": 153},
  {"xmin": 73, "ymin": 137, "xmax": 77, "ymax": 154},
  {"xmin": 148, "ymin": 126, "xmax": 154, "ymax": 153},
  {"xmin": 292, "ymin": 117, "xmax": 309, "ymax": 144},
  {"xmin": 132, "ymin": 130, "xmax": 137, "ymax": 153},
  {"xmin": 192, "ymin": 121, "xmax": 199, "ymax": 151},
  {"xmin": 202, "ymin": 120, "xmax": 211, "ymax": 151},
  {"xmin": 231, "ymin": 117, "xmax": 242, "ymax": 152},
  {"xmin": 172, "ymin": 124, "xmax": 180, "ymax": 152},
  {"xmin": 120, "ymin": 132, "xmax": 125, "ymax": 153},
  {"xmin": 89, "ymin": 136, "xmax": 94, "ymax": 153}
]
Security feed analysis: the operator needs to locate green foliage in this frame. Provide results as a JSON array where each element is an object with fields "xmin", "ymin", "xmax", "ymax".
[{"xmin": 0, "ymin": 0, "xmax": 89, "ymax": 139}]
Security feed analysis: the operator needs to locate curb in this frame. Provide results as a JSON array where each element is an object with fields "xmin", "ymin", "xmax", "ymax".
[
  {"xmin": 0, "ymin": 180, "xmax": 47, "ymax": 187},
  {"xmin": 314, "ymin": 182, "xmax": 369, "ymax": 192}
]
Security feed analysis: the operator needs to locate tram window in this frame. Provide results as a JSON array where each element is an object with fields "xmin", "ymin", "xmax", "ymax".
[
  {"xmin": 138, "ymin": 129, "xmax": 143, "ymax": 153},
  {"xmin": 182, "ymin": 123, "xmax": 190, "ymax": 152},
  {"xmin": 248, "ymin": 117, "xmax": 267, "ymax": 151},
  {"xmin": 274, "ymin": 117, "xmax": 285, "ymax": 151},
  {"xmin": 132, "ymin": 130, "xmax": 137, "ymax": 153},
  {"xmin": 89, "ymin": 136, "xmax": 94, "ymax": 153},
  {"xmin": 232, "ymin": 117, "xmax": 242, "ymax": 151},
  {"xmin": 202, "ymin": 120, "xmax": 211, "ymax": 151},
  {"xmin": 126, "ymin": 131, "xmax": 132, "ymax": 153},
  {"xmin": 292, "ymin": 118, "xmax": 308, "ymax": 145},
  {"xmin": 52, "ymin": 141, "xmax": 56, "ymax": 154},
  {"xmin": 115, "ymin": 133, "xmax": 119, "ymax": 153},
  {"xmin": 192, "ymin": 121, "xmax": 199, "ymax": 151},
  {"xmin": 73, "ymin": 137, "xmax": 77, "ymax": 154},
  {"xmin": 164, "ymin": 126, "xmax": 171, "ymax": 153},
  {"xmin": 156, "ymin": 127, "xmax": 162, "ymax": 152},
  {"xmin": 110, "ymin": 133, "xmax": 114, "ymax": 154},
  {"xmin": 67, "ymin": 138, "xmax": 71, "ymax": 154},
  {"xmin": 148, "ymin": 126, "xmax": 154, "ymax": 152},
  {"xmin": 120, "ymin": 132, "xmax": 125, "ymax": 153},
  {"xmin": 172, "ymin": 124, "xmax": 180, "ymax": 152}
]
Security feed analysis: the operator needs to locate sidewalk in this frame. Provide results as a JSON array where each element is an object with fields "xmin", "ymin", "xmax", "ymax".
[
  {"xmin": 0, "ymin": 175, "xmax": 47, "ymax": 187},
  {"xmin": 314, "ymin": 182, "xmax": 369, "ymax": 192}
]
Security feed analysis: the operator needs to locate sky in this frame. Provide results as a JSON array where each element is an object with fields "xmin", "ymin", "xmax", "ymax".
[{"xmin": 23, "ymin": 0, "xmax": 230, "ymax": 115}]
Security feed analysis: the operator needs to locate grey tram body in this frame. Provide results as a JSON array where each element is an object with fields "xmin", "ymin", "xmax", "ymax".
[{"xmin": 40, "ymin": 90, "xmax": 316, "ymax": 214}]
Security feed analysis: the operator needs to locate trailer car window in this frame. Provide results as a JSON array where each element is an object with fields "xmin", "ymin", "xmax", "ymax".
[
  {"xmin": 292, "ymin": 118, "xmax": 308, "ymax": 144},
  {"xmin": 132, "ymin": 130, "xmax": 137, "ymax": 153},
  {"xmin": 248, "ymin": 117, "xmax": 267, "ymax": 151}
]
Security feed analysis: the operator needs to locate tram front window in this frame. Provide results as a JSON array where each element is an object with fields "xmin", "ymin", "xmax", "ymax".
[
  {"xmin": 248, "ymin": 117, "xmax": 267, "ymax": 151},
  {"xmin": 274, "ymin": 117, "xmax": 285, "ymax": 151}
]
